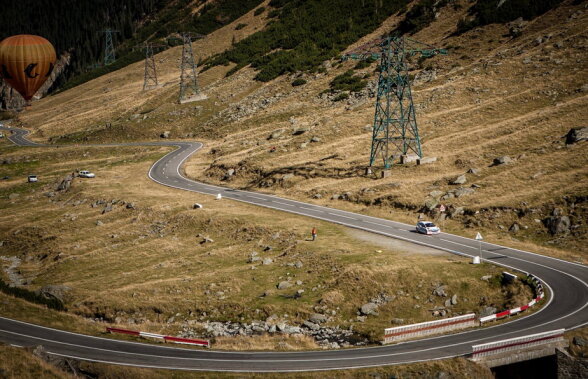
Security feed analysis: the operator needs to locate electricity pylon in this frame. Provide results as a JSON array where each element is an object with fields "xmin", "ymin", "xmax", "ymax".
[
  {"xmin": 100, "ymin": 29, "xmax": 119, "ymax": 66},
  {"xmin": 179, "ymin": 32, "xmax": 204, "ymax": 103},
  {"xmin": 343, "ymin": 36, "xmax": 447, "ymax": 170},
  {"xmin": 136, "ymin": 42, "xmax": 166, "ymax": 90}
]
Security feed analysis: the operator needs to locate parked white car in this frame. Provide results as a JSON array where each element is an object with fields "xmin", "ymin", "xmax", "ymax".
[
  {"xmin": 416, "ymin": 221, "xmax": 440, "ymax": 235},
  {"xmin": 27, "ymin": 175, "xmax": 38, "ymax": 183},
  {"xmin": 78, "ymin": 170, "xmax": 95, "ymax": 178}
]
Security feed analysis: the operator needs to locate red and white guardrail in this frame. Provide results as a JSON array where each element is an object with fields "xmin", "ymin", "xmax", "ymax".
[
  {"xmin": 479, "ymin": 274, "xmax": 545, "ymax": 324},
  {"xmin": 471, "ymin": 329, "xmax": 565, "ymax": 361},
  {"xmin": 106, "ymin": 327, "xmax": 210, "ymax": 348},
  {"xmin": 383, "ymin": 313, "xmax": 476, "ymax": 344}
]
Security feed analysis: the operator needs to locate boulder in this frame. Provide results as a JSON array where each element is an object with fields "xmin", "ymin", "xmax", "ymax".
[
  {"xmin": 292, "ymin": 127, "xmax": 309, "ymax": 135},
  {"xmin": 544, "ymin": 216, "xmax": 571, "ymax": 235},
  {"xmin": 39, "ymin": 285, "xmax": 71, "ymax": 303},
  {"xmin": 467, "ymin": 168, "xmax": 479, "ymax": 174},
  {"xmin": 277, "ymin": 281, "xmax": 292, "ymax": 290},
  {"xmin": 509, "ymin": 223, "xmax": 520, "ymax": 233},
  {"xmin": 433, "ymin": 285, "xmax": 447, "ymax": 297},
  {"xmin": 454, "ymin": 188, "xmax": 475, "ymax": 198},
  {"xmin": 429, "ymin": 190, "xmax": 444, "ymax": 198},
  {"xmin": 309, "ymin": 313, "xmax": 328, "ymax": 324},
  {"xmin": 493, "ymin": 156, "xmax": 512, "ymax": 166},
  {"xmin": 268, "ymin": 129, "xmax": 284, "ymax": 140},
  {"xmin": 360, "ymin": 302, "xmax": 379, "ymax": 316},
  {"xmin": 102, "ymin": 204, "xmax": 113, "ymax": 214},
  {"xmin": 262, "ymin": 258, "xmax": 273, "ymax": 265},
  {"xmin": 565, "ymin": 127, "xmax": 588, "ymax": 144},
  {"xmin": 160, "ymin": 131, "xmax": 170, "ymax": 138},
  {"xmin": 193, "ymin": 203, "xmax": 203, "ymax": 209},
  {"xmin": 391, "ymin": 318, "xmax": 404, "ymax": 325},
  {"xmin": 310, "ymin": 136, "xmax": 321, "ymax": 143},
  {"xmin": 303, "ymin": 320, "xmax": 320, "ymax": 331},
  {"xmin": 451, "ymin": 294, "xmax": 458, "ymax": 305},
  {"xmin": 450, "ymin": 174, "xmax": 467, "ymax": 185}
]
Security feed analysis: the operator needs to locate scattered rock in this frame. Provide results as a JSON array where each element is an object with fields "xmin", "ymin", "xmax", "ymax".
[
  {"xmin": 310, "ymin": 136, "xmax": 321, "ymax": 143},
  {"xmin": 391, "ymin": 318, "xmax": 404, "ymax": 325},
  {"xmin": 277, "ymin": 281, "xmax": 292, "ymax": 290},
  {"xmin": 492, "ymin": 156, "xmax": 512, "ymax": 166},
  {"xmin": 454, "ymin": 187, "xmax": 475, "ymax": 198},
  {"xmin": 309, "ymin": 313, "xmax": 328, "ymax": 324},
  {"xmin": 429, "ymin": 190, "xmax": 444, "ymax": 198},
  {"xmin": 509, "ymin": 223, "xmax": 520, "ymax": 233},
  {"xmin": 544, "ymin": 215, "xmax": 571, "ymax": 235},
  {"xmin": 102, "ymin": 204, "xmax": 113, "ymax": 214},
  {"xmin": 126, "ymin": 202, "xmax": 135, "ymax": 209},
  {"xmin": 451, "ymin": 294, "xmax": 458, "ymax": 305},
  {"xmin": 8, "ymin": 193, "xmax": 19, "ymax": 200},
  {"xmin": 96, "ymin": 220, "xmax": 103, "ymax": 226},
  {"xmin": 444, "ymin": 299, "xmax": 452, "ymax": 307},
  {"xmin": 262, "ymin": 258, "xmax": 273, "ymax": 265},
  {"xmin": 193, "ymin": 203, "xmax": 203, "ymax": 209},
  {"xmin": 450, "ymin": 174, "xmax": 467, "ymax": 185},
  {"xmin": 160, "ymin": 131, "xmax": 170, "ymax": 138},
  {"xmin": 292, "ymin": 128, "xmax": 309, "ymax": 136},
  {"xmin": 433, "ymin": 285, "xmax": 447, "ymax": 297},
  {"xmin": 268, "ymin": 129, "xmax": 284, "ymax": 140},
  {"xmin": 565, "ymin": 127, "xmax": 588, "ymax": 144},
  {"xmin": 481, "ymin": 275, "xmax": 492, "ymax": 281},
  {"xmin": 38, "ymin": 285, "xmax": 70, "ymax": 303},
  {"xmin": 360, "ymin": 302, "xmax": 379, "ymax": 316},
  {"xmin": 467, "ymin": 168, "xmax": 479, "ymax": 174},
  {"xmin": 200, "ymin": 237, "xmax": 214, "ymax": 244}
]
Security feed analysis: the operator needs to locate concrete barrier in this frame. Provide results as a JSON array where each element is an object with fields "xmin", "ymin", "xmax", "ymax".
[
  {"xmin": 383, "ymin": 313, "xmax": 476, "ymax": 344},
  {"xmin": 471, "ymin": 329, "xmax": 567, "ymax": 367},
  {"xmin": 107, "ymin": 327, "xmax": 210, "ymax": 348}
]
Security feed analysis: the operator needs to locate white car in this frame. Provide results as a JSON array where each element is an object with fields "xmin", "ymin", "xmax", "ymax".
[
  {"xmin": 416, "ymin": 221, "xmax": 440, "ymax": 235},
  {"xmin": 78, "ymin": 170, "xmax": 95, "ymax": 178},
  {"xmin": 27, "ymin": 175, "xmax": 38, "ymax": 183}
]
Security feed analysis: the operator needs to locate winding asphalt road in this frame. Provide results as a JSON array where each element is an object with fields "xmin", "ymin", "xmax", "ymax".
[{"xmin": 1, "ymin": 126, "xmax": 587, "ymax": 372}]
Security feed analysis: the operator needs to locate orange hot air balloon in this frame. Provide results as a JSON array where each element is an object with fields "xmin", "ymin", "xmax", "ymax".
[{"xmin": 0, "ymin": 35, "xmax": 57, "ymax": 101}]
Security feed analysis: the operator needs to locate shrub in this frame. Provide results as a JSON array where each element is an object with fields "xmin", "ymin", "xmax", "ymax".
[
  {"xmin": 330, "ymin": 70, "xmax": 367, "ymax": 93},
  {"xmin": 334, "ymin": 92, "xmax": 349, "ymax": 101},
  {"xmin": 204, "ymin": 0, "xmax": 409, "ymax": 82},
  {"xmin": 235, "ymin": 23, "xmax": 247, "ymax": 30},
  {"xmin": 292, "ymin": 78, "xmax": 307, "ymax": 86}
]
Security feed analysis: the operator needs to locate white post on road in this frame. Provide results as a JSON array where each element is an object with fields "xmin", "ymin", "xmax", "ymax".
[{"xmin": 475, "ymin": 232, "xmax": 483, "ymax": 262}]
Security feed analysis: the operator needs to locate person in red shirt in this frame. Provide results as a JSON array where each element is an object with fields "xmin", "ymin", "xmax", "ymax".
[{"xmin": 311, "ymin": 227, "xmax": 317, "ymax": 241}]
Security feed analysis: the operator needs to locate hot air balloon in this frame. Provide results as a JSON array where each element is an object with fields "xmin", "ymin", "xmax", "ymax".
[{"xmin": 0, "ymin": 35, "xmax": 57, "ymax": 102}]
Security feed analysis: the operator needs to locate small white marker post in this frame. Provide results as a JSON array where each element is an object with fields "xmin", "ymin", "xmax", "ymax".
[
  {"xmin": 216, "ymin": 193, "xmax": 222, "ymax": 200},
  {"xmin": 439, "ymin": 204, "xmax": 446, "ymax": 231},
  {"xmin": 475, "ymin": 232, "xmax": 483, "ymax": 263}
]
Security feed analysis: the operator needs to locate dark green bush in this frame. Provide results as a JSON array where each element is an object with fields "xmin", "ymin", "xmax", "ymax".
[
  {"xmin": 456, "ymin": 0, "xmax": 564, "ymax": 34},
  {"xmin": 254, "ymin": 6, "xmax": 266, "ymax": 16},
  {"xmin": 204, "ymin": 0, "xmax": 409, "ymax": 82},
  {"xmin": 235, "ymin": 23, "xmax": 247, "ymax": 30},
  {"xmin": 396, "ymin": 0, "xmax": 448, "ymax": 35},
  {"xmin": 334, "ymin": 92, "xmax": 349, "ymax": 101},
  {"xmin": 0, "ymin": 279, "xmax": 65, "ymax": 311},
  {"xmin": 291, "ymin": 78, "xmax": 307, "ymax": 86},
  {"xmin": 330, "ymin": 70, "xmax": 367, "ymax": 93}
]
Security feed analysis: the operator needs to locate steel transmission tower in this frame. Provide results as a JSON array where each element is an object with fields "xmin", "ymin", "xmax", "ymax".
[
  {"xmin": 344, "ymin": 36, "xmax": 447, "ymax": 170},
  {"xmin": 137, "ymin": 42, "xmax": 166, "ymax": 90},
  {"xmin": 100, "ymin": 29, "xmax": 119, "ymax": 66},
  {"xmin": 179, "ymin": 32, "xmax": 205, "ymax": 103}
]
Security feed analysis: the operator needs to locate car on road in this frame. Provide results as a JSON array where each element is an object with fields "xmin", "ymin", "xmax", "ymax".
[
  {"xmin": 416, "ymin": 221, "xmax": 440, "ymax": 235},
  {"xmin": 78, "ymin": 170, "xmax": 95, "ymax": 178},
  {"xmin": 27, "ymin": 175, "xmax": 38, "ymax": 183}
]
